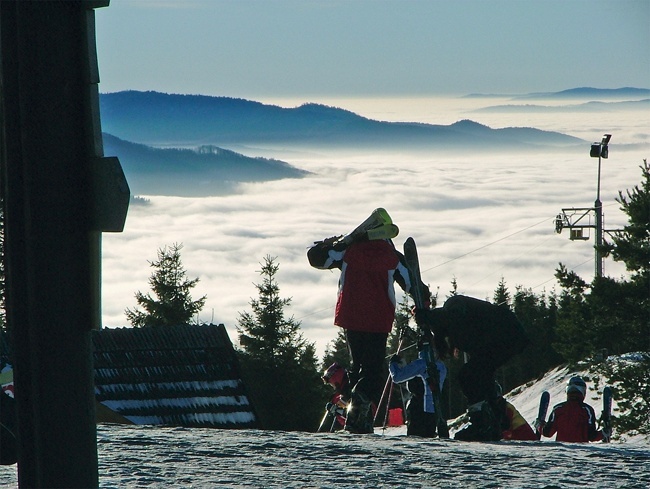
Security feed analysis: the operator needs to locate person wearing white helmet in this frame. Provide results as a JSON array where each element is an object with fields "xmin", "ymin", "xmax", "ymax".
[{"xmin": 539, "ymin": 376, "xmax": 608, "ymax": 443}]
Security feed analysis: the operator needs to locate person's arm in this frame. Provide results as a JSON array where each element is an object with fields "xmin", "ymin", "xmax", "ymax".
[
  {"xmin": 307, "ymin": 237, "xmax": 345, "ymax": 269},
  {"xmin": 541, "ymin": 406, "xmax": 559, "ymax": 438},
  {"xmin": 389, "ymin": 356, "xmax": 427, "ymax": 384},
  {"xmin": 394, "ymin": 251, "xmax": 431, "ymax": 306}
]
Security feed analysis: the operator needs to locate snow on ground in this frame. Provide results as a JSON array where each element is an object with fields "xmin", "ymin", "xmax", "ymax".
[
  {"xmin": 1, "ymin": 361, "xmax": 648, "ymax": 488},
  {"xmin": 2, "ymin": 425, "xmax": 648, "ymax": 488}
]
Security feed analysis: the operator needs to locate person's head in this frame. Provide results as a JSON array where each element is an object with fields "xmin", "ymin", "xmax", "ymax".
[
  {"xmin": 566, "ymin": 375, "xmax": 587, "ymax": 402},
  {"xmin": 322, "ymin": 362, "xmax": 348, "ymax": 392}
]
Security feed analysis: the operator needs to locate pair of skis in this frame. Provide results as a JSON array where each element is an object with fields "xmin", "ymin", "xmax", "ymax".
[
  {"xmin": 534, "ymin": 386, "xmax": 612, "ymax": 442},
  {"xmin": 336, "ymin": 207, "xmax": 399, "ymax": 246},
  {"xmin": 402, "ymin": 237, "xmax": 445, "ymax": 431}
]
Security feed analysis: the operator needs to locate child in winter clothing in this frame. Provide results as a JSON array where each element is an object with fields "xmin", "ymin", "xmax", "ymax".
[
  {"xmin": 317, "ymin": 362, "xmax": 350, "ymax": 432},
  {"xmin": 389, "ymin": 348, "xmax": 448, "ymax": 438},
  {"xmin": 539, "ymin": 376, "xmax": 608, "ymax": 443}
]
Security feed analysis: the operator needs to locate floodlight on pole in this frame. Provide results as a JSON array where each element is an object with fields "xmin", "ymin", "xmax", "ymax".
[
  {"xmin": 591, "ymin": 134, "xmax": 610, "ymax": 278},
  {"xmin": 555, "ymin": 134, "xmax": 612, "ymax": 279}
]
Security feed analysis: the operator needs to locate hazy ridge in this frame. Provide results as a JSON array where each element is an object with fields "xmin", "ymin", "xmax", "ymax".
[
  {"xmin": 100, "ymin": 90, "xmax": 585, "ymax": 151},
  {"xmin": 473, "ymin": 98, "xmax": 650, "ymax": 113},
  {"xmin": 102, "ymin": 133, "xmax": 309, "ymax": 197},
  {"xmin": 99, "ymin": 88, "xmax": 646, "ymax": 196}
]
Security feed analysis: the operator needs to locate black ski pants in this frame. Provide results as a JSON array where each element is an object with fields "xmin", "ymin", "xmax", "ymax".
[{"xmin": 345, "ymin": 329, "xmax": 388, "ymax": 406}]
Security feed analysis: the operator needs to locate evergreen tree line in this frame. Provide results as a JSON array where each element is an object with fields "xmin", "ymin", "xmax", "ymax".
[{"xmin": 1, "ymin": 161, "xmax": 647, "ymax": 435}]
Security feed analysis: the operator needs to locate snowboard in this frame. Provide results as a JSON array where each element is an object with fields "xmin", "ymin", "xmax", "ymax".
[
  {"xmin": 340, "ymin": 207, "xmax": 396, "ymax": 245},
  {"xmin": 534, "ymin": 391, "xmax": 550, "ymax": 439},
  {"xmin": 600, "ymin": 386, "xmax": 612, "ymax": 442}
]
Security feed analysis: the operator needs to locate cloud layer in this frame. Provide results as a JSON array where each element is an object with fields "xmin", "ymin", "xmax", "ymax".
[{"xmin": 101, "ymin": 96, "xmax": 647, "ymax": 357}]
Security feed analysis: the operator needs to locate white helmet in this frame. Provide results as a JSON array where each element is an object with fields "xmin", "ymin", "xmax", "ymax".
[{"xmin": 566, "ymin": 376, "xmax": 587, "ymax": 398}]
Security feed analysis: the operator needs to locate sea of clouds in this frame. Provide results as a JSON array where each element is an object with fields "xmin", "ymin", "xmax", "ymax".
[{"xmin": 100, "ymin": 96, "xmax": 648, "ymax": 357}]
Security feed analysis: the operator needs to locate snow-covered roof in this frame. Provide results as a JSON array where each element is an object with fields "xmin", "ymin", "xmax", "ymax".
[{"xmin": 92, "ymin": 323, "xmax": 258, "ymax": 429}]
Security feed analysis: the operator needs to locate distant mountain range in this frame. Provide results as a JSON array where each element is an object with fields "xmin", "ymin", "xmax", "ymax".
[
  {"xmin": 514, "ymin": 87, "xmax": 650, "ymax": 100},
  {"xmin": 473, "ymin": 99, "xmax": 650, "ymax": 113},
  {"xmin": 464, "ymin": 87, "xmax": 650, "ymax": 99},
  {"xmin": 102, "ymin": 133, "xmax": 310, "ymax": 197},
  {"xmin": 100, "ymin": 88, "xmax": 644, "ymax": 196},
  {"xmin": 99, "ymin": 91, "xmax": 584, "ymax": 151}
]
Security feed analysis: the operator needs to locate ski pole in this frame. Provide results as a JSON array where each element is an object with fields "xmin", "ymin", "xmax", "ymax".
[
  {"xmin": 375, "ymin": 336, "xmax": 405, "ymax": 424},
  {"xmin": 376, "ymin": 335, "xmax": 406, "ymax": 427}
]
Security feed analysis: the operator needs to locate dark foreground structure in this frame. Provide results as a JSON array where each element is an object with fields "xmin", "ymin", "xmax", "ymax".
[{"xmin": 1, "ymin": 1, "xmax": 128, "ymax": 486}]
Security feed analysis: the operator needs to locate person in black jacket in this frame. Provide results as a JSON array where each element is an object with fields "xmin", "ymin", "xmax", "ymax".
[{"xmin": 416, "ymin": 295, "xmax": 529, "ymax": 441}]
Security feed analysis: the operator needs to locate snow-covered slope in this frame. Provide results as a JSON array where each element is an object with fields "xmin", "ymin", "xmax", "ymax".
[{"xmin": 384, "ymin": 359, "xmax": 648, "ymax": 446}]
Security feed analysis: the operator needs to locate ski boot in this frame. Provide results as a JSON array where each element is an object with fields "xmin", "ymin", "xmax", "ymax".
[
  {"xmin": 454, "ymin": 400, "xmax": 502, "ymax": 441},
  {"xmin": 344, "ymin": 390, "xmax": 374, "ymax": 434}
]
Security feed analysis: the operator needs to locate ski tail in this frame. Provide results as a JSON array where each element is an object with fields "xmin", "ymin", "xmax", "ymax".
[
  {"xmin": 534, "ymin": 391, "xmax": 550, "ymax": 440},
  {"xmin": 366, "ymin": 223, "xmax": 399, "ymax": 241},
  {"xmin": 402, "ymin": 237, "xmax": 446, "ymax": 434},
  {"xmin": 600, "ymin": 386, "xmax": 613, "ymax": 442},
  {"xmin": 403, "ymin": 237, "xmax": 426, "ymax": 309},
  {"xmin": 341, "ymin": 208, "xmax": 394, "ymax": 245}
]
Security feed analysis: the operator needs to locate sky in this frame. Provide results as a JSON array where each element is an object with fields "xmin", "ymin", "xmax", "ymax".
[
  {"xmin": 93, "ymin": 0, "xmax": 649, "ymax": 358},
  {"xmin": 95, "ymin": 0, "xmax": 650, "ymax": 99}
]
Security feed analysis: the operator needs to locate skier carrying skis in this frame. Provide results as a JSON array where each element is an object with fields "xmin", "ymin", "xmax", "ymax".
[
  {"xmin": 415, "ymin": 295, "xmax": 529, "ymax": 441},
  {"xmin": 307, "ymin": 210, "xmax": 416, "ymax": 434},
  {"xmin": 389, "ymin": 330, "xmax": 448, "ymax": 438},
  {"xmin": 538, "ymin": 376, "xmax": 608, "ymax": 443}
]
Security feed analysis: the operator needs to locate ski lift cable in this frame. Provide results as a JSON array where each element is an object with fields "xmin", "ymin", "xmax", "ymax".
[
  {"xmin": 529, "ymin": 257, "xmax": 593, "ymax": 291},
  {"xmin": 466, "ymin": 234, "xmax": 556, "ymax": 289},
  {"xmin": 420, "ymin": 215, "xmax": 551, "ymax": 274}
]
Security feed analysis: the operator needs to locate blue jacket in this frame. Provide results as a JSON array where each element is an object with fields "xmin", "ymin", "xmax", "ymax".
[{"xmin": 389, "ymin": 352, "xmax": 447, "ymax": 414}]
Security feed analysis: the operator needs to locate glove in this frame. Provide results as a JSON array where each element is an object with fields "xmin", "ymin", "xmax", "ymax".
[{"xmin": 390, "ymin": 354, "xmax": 402, "ymax": 364}]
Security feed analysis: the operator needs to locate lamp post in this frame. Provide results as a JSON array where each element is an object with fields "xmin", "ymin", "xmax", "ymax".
[{"xmin": 590, "ymin": 134, "xmax": 611, "ymax": 278}]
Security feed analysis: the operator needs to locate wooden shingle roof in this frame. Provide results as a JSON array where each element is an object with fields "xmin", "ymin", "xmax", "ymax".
[{"xmin": 92, "ymin": 323, "xmax": 257, "ymax": 429}]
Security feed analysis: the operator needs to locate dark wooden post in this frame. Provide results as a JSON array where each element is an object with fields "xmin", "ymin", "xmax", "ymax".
[{"xmin": 0, "ymin": 1, "xmax": 128, "ymax": 486}]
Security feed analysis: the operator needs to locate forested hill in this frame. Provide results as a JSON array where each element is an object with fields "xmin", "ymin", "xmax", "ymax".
[
  {"xmin": 99, "ymin": 91, "xmax": 583, "ymax": 150},
  {"xmin": 102, "ymin": 133, "xmax": 310, "ymax": 197}
]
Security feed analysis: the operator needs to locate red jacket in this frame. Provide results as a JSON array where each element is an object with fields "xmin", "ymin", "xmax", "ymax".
[
  {"xmin": 335, "ymin": 240, "xmax": 409, "ymax": 333},
  {"xmin": 542, "ymin": 400, "xmax": 603, "ymax": 443},
  {"xmin": 308, "ymin": 238, "xmax": 410, "ymax": 333}
]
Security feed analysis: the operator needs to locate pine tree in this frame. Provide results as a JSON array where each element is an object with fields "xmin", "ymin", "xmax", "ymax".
[
  {"xmin": 237, "ymin": 255, "xmax": 325, "ymax": 431},
  {"xmin": 446, "ymin": 277, "xmax": 458, "ymax": 300},
  {"xmin": 555, "ymin": 160, "xmax": 650, "ymax": 360},
  {"xmin": 125, "ymin": 243, "xmax": 206, "ymax": 328},
  {"xmin": 387, "ymin": 294, "xmax": 416, "ymax": 359},
  {"xmin": 322, "ymin": 328, "xmax": 349, "ymax": 371},
  {"xmin": 493, "ymin": 276, "xmax": 510, "ymax": 306}
]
